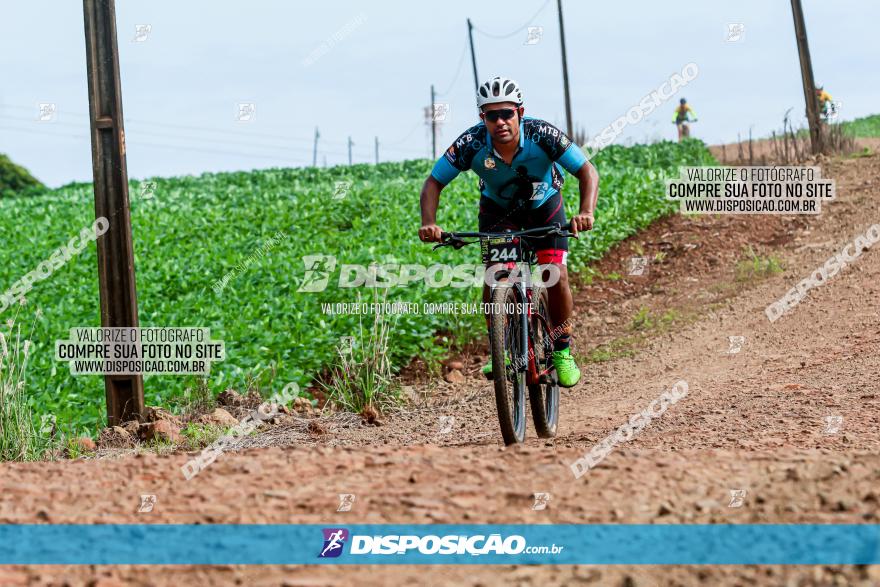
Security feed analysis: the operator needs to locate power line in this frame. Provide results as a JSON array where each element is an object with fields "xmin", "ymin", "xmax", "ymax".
[
  {"xmin": 0, "ymin": 124, "xmax": 90, "ymax": 142},
  {"xmin": 131, "ymin": 140, "xmax": 306, "ymax": 164},
  {"xmin": 0, "ymin": 104, "xmax": 350, "ymax": 147},
  {"xmin": 0, "ymin": 114, "xmax": 344, "ymax": 156},
  {"xmin": 0, "ymin": 123, "xmax": 424, "ymax": 169},
  {"xmin": 0, "ymin": 104, "xmax": 427, "ymax": 157},
  {"xmin": 384, "ymin": 121, "xmax": 422, "ymax": 146},
  {"xmin": 436, "ymin": 39, "xmax": 469, "ymax": 96},
  {"xmin": 472, "ymin": 0, "xmax": 551, "ymax": 39},
  {"xmin": 0, "ymin": 123, "xmax": 301, "ymax": 164},
  {"xmin": 0, "ymin": 114, "xmax": 422, "ymax": 159}
]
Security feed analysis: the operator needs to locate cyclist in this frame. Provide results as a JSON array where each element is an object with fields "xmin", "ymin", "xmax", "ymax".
[
  {"xmin": 418, "ymin": 76, "xmax": 599, "ymax": 388},
  {"xmin": 816, "ymin": 86, "xmax": 836, "ymax": 120},
  {"xmin": 672, "ymin": 97, "xmax": 697, "ymax": 141}
]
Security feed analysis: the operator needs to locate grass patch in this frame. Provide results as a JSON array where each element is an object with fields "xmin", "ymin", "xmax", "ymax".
[
  {"xmin": 0, "ymin": 313, "xmax": 54, "ymax": 461},
  {"xmin": 581, "ymin": 307, "xmax": 693, "ymax": 365},
  {"xmin": 180, "ymin": 422, "xmax": 228, "ymax": 450},
  {"xmin": 735, "ymin": 246, "xmax": 783, "ymax": 282},
  {"xmin": 143, "ymin": 437, "xmax": 179, "ymax": 456},
  {"xmin": 629, "ymin": 307, "xmax": 679, "ymax": 331},
  {"xmin": 318, "ymin": 302, "xmax": 402, "ymax": 415},
  {"xmin": 582, "ymin": 336, "xmax": 640, "ymax": 363},
  {"xmin": 574, "ymin": 266, "xmax": 600, "ymax": 287},
  {"xmin": 61, "ymin": 436, "xmax": 91, "ymax": 459},
  {"xmin": 847, "ymin": 147, "xmax": 874, "ymax": 159},
  {"xmin": 171, "ymin": 377, "xmax": 215, "ymax": 419}
]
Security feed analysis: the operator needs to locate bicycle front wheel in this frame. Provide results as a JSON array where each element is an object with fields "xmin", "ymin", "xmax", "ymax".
[
  {"xmin": 528, "ymin": 286, "xmax": 559, "ymax": 438},
  {"xmin": 489, "ymin": 283, "xmax": 527, "ymax": 445}
]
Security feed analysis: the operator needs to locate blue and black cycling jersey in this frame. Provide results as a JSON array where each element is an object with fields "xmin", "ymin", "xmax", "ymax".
[{"xmin": 430, "ymin": 116, "xmax": 588, "ymax": 210}]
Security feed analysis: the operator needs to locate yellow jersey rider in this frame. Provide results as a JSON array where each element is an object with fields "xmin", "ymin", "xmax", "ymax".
[
  {"xmin": 816, "ymin": 87, "xmax": 835, "ymax": 120},
  {"xmin": 672, "ymin": 98, "xmax": 697, "ymax": 141}
]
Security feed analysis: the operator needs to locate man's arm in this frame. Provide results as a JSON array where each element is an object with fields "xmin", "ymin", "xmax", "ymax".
[
  {"xmin": 537, "ymin": 121, "xmax": 598, "ymax": 235},
  {"xmin": 419, "ymin": 176, "xmax": 445, "ymax": 242},
  {"xmin": 420, "ymin": 127, "xmax": 480, "ymax": 243},
  {"xmin": 570, "ymin": 161, "xmax": 599, "ymax": 235}
]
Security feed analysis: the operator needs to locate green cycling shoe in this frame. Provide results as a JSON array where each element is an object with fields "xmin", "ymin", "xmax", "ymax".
[
  {"xmin": 552, "ymin": 347, "xmax": 581, "ymax": 388},
  {"xmin": 483, "ymin": 350, "xmax": 580, "ymax": 387},
  {"xmin": 481, "ymin": 356, "xmax": 511, "ymax": 380}
]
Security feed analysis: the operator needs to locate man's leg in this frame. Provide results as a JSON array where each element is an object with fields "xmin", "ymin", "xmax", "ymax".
[
  {"xmin": 526, "ymin": 191, "xmax": 580, "ymax": 386},
  {"xmin": 536, "ymin": 251, "xmax": 580, "ymax": 388},
  {"xmin": 545, "ymin": 264, "xmax": 573, "ymax": 346}
]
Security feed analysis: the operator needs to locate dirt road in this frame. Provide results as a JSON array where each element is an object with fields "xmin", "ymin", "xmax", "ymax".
[{"xmin": 2, "ymin": 151, "xmax": 879, "ymax": 586}]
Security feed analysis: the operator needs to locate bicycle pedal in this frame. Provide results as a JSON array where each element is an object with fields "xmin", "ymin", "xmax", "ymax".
[{"xmin": 538, "ymin": 374, "xmax": 554, "ymax": 384}]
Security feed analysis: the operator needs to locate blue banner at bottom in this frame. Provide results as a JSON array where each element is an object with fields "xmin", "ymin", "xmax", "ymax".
[{"xmin": 0, "ymin": 524, "xmax": 877, "ymax": 565}]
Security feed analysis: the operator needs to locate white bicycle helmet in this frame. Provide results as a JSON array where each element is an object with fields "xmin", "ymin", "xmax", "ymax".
[{"xmin": 477, "ymin": 76, "xmax": 524, "ymax": 109}]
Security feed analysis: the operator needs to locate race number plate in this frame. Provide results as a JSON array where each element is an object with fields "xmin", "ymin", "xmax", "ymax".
[{"xmin": 481, "ymin": 236, "xmax": 520, "ymax": 264}]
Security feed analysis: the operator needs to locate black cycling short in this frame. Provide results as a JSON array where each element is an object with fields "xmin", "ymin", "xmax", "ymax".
[{"xmin": 478, "ymin": 191, "xmax": 569, "ymax": 265}]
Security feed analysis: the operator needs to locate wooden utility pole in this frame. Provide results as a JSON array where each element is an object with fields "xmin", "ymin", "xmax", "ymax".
[
  {"xmin": 556, "ymin": 0, "xmax": 574, "ymax": 138},
  {"xmin": 467, "ymin": 18, "xmax": 480, "ymax": 102},
  {"xmin": 312, "ymin": 127, "xmax": 319, "ymax": 167},
  {"xmin": 82, "ymin": 0, "xmax": 144, "ymax": 426},
  {"xmin": 430, "ymin": 84, "xmax": 437, "ymax": 159},
  {"xmin": 374, "ymin": 136, "xmax": 379, "ymax": 164},
  {"xmin": 347, "ymin": 136, "xmax": 353, "ymax": 165},
  {"xmin": 790, "ymin": 0, "xmax": 822, "ymax": 154}
]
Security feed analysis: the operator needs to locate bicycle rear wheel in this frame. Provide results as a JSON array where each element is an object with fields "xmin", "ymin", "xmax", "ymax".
[
  {"xmin": 528, "ymin": 286, "xmax": 559, "ymax": 438},
  {"xmin": 489, "ymin": 283, "xmax": 527, "ymax": 445}
]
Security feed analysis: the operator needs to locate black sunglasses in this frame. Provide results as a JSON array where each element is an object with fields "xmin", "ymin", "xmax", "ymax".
[{"xmin": 483, "ymin": 108, "xmax": 517, "ymax": 123}]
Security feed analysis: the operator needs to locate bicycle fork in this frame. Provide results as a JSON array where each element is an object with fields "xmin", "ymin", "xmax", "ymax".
[
  {"xmin": 498, "ymin": 265, "xmax": 554, "ymax": 385},
  {"xmin": 515, "ymin": 278, "xmax": 554, "ymax": 386},
  {"xmin": 517, "ymin": 281, "xmax": 529, "ymax": 382}
]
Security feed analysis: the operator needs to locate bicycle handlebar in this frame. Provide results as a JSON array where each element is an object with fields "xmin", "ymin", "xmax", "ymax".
[
  {"xmin": 433, "ymin": 222, "xmax": 577, "ymax": 250},
  {"xmin": 440, "ymin": 222, "xmax": 573, "ymax": 240}
]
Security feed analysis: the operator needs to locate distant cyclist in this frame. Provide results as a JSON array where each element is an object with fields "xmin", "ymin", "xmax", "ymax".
[
  {"xmin": 816, "ymin": 86, "xmax": 836, "ymax": 121},
  {"xmin": 418, "ymin": 76, "xmax": 600, "ymax": 388},
  {"xmin": 672, "ymin": 97, "xmax": 698, "ymax": 141}
]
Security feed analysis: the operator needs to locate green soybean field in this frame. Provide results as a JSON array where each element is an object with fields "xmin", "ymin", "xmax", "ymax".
[{"xmin": 0, "ymin": 139, "xmax": 716, "ymax": 434}]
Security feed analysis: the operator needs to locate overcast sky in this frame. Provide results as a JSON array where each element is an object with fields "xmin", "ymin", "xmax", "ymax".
[{"xmin": 1, "ymin": 0, "xmax": 877, "ymax": 187}]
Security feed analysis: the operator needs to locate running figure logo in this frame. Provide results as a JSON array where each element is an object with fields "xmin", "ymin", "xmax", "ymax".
[
  {"xmin": 319, "ymin": 528, "xmax": 349, "ymax": 558},
  {"xmin": 137, "ymin": 494, "xmax": 157, "ymax": 513},
  {"xmin": 727, "ymin": 336, "xmax": 745, "ymax": 355},
  {"xmin": 628, "ymin": 256, "xmax": 649, "ymax": 276},
  {"xmin": 532, "ymin": 492, "xmax": 551, "ymax": 510},
  {"xmin": 337, "ymin": 493, "xmax": 356, "ymax": 512},
  {"xmin": 824, "ymin": 415, "xmax": 843, "ymax": 435},
  {"xmin": 728, "ymin": 489, "xmax": 747, "ymax": 508},
  {"xmin": 298, "ymin": 255, "xmax": 337, "ymax": 293}
]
